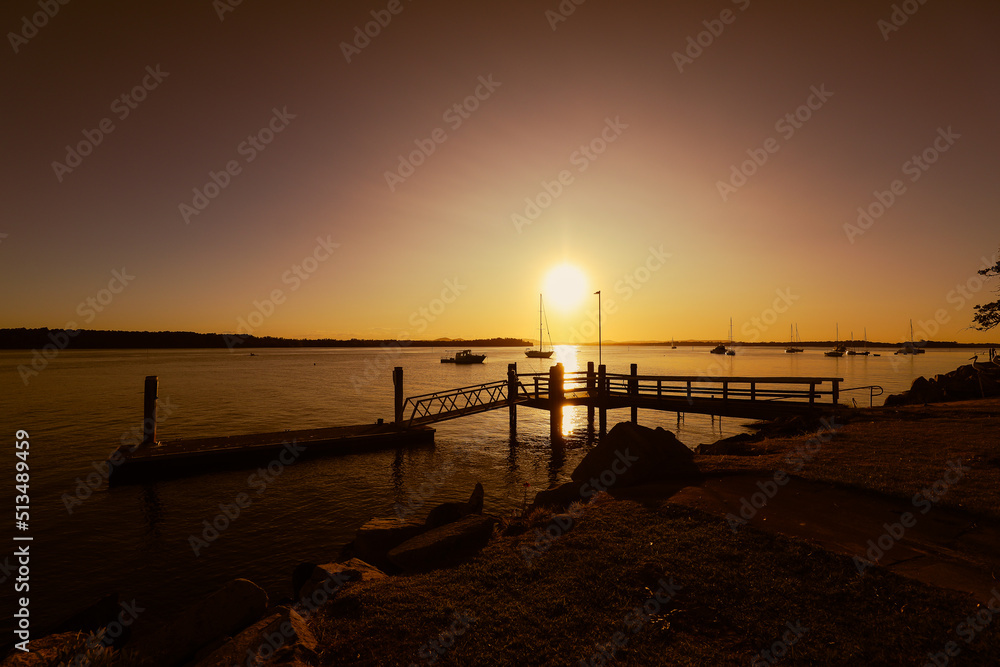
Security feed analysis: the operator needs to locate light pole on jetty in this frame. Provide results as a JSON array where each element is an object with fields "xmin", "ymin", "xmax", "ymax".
[{"xmin": 595, "ymin": 290, "xmax": 601, "ymax": 367}]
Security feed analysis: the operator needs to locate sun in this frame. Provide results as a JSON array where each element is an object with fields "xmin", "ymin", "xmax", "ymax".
[{"xmin": 542, "ymin": 263, "xmax": 589, "ymax": 312}]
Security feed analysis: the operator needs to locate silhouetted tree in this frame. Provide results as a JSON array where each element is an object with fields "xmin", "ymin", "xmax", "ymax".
[{"xmin": 973, "ymin": 249, "xmax": 1000, "ymax": 331}]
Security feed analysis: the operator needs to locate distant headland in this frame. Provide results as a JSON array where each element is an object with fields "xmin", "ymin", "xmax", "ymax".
[{"xmin": 0, "ymin": 328, "xmax": 995, "ymax": 351}]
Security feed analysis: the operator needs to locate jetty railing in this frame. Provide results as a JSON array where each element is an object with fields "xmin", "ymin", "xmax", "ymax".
[
  {"xmin": 840, "ymin": 384, "xmax": 884, "ymax": 408},
  {"xmin": 403, "ymin": 378, "xmax": 532, "ymax": 427},
  {"xmin": 517, "ymin": 371, "xmax": 843, "ymax": 406}
]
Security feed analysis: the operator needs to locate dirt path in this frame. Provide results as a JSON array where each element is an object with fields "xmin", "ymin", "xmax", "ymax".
[{"xmin": 665, "ymin": 474, "xmax": 1000, "ymax": 602}]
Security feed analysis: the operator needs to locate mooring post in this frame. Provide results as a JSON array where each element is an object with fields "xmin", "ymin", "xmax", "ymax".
[
  {"xmin": 832, "ymin": 379, "xmax": 840, "ymax": 406},
  {"xmin": 393, "ymin": 367, "xmax": 404, "ymax": 426},
  {"xmin": 507, "ymin": 362, "xmax": 518, "ymax": 432},
  {"xmin": 142, "ymin": 375, "xmax": 158, "ymax": 447},
  {"xmin": 549, "ymin": 363, "xmax": 564, "ymax": 439},
  {"xmin": 630, "ymin": 363, "xmax": 638, "ymax": 424},
  {"xmin": 586, "ymin": 361, "xmax": 595, "ymax": 427},
  {"xmin": 598, "ymin": 364, "xmax": 607, "ymax": 435}
]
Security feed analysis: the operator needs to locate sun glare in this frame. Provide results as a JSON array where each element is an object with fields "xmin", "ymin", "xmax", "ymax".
[{"xmin": 543, "ymin": 263, "xmax": 589, "ymax": 312}]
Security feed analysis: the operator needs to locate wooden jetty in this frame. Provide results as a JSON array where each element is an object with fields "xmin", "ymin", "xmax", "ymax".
[
  {"xmin": 108, "ymin": 374, "xmax": 434, "ymax": 485},
  {"xmin": 401, "ymin": 362, "xmax": 856, "ymax": 439}
]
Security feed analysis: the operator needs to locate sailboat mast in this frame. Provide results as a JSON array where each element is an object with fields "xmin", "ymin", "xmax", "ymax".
[{"xmin": 538, "ymin": 294, "xmax": 543, "ymax": 352}]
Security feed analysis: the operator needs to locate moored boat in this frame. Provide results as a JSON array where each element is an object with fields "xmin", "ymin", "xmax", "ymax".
[{"xmin": 441, "ymin": 349, "xmax": 487, "ymax": 364}]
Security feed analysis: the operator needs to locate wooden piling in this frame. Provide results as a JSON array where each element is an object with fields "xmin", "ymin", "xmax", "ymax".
[
  {"xmin": 507, "ymin": 362, "xmax": 518, "ymax": 432},
  {"xmin": 393, "ymin": 367, "xmax": 404, "ymax": 425},
  {"xmin": 549, "ymin": 363, "xmax": 564, "ymax": 439},
  {"xmin": 142, "ymin": 375, "xmax": 158, "ymax": 447},
  {"xmin": 630, "ymin": 363, "xmax": 638, "ymax": 424},
  {"xmin": 586, "ymin": 361, "xmax": 595, "ymax": 426},
  {"xmin": 598, "ymin": 364, "xmax": 607, "ymax": 435}
]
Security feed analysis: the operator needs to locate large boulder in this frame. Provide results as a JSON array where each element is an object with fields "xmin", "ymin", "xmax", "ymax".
[
  {"xmin": 424, "ymin": 482, "xmax": 484, "ymax": 529},
  {"xmin": 130, "ymin": 578, "xmax": 268, "ymax": 667},
  {"xmin": 571, "ymin": 422, "xmax": 700, "ymax": 489},
  {"xmin": 296, "ymin": 558, "xmax": 387, "ymax": 604},
  {"xmin": 387, "ymin": 514, "xmax": 498, "ymax": 572},
  {"xmin": 351, "ymin": 517, "xmax": 427, "ymax": 570},
  {"xmin": 193, "ymin": 607, "xmax": 316, "ymax": 667},
  {"xmin": 531, "ymin": 481, "xmax": 583, "ymax": 509}
]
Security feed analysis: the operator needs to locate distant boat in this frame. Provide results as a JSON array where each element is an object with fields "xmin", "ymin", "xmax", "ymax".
[
  {"xmin": 709, "ymin": 344, "xmax": 727, "ymax": 354},
  {"xmin": 785, "ymin": 324, "xmax": 803, "ymax": 353},
  {"xmin": 524, "ymin": 294, "xmax": 554, "ymax": 359},
  {"xmin": 848, "ymin": 328, "xmax": 870, "ymax": 356},
  {"xmin": 671, "ymin": 338, "xmax": 677, "ymax": 349},
  {"xmin": 726, "ymin": 318, "xmax": 736, "ymax": 355},
  {"xmin": 895, "ymin": 320, "xmax": 926, "ymax": 355},
  {"xmin": 441, "ymin": 349, "xmax": 486, "ymax": 364},
  {"xmin": 825, "ymin": 324, "xmax": 845, "ymax": 357}
]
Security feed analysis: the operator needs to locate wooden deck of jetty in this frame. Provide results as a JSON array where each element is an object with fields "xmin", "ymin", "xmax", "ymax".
[{"xmin": 109, "ymin": 363, "xmax": 873, "ymax": 484}]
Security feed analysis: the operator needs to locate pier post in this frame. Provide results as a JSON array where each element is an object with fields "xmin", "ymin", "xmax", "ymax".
[
  {"xmin": 142, "ymin": 375, "xmax": 158, "ymax": 447},
  {"xmin": 832, "ymin": 379, "xmax": 840, "ymax": 406},
  {"xmin": 586, "ymin": 361, "xmax": 595, "ymax": 427},
  {"xmin": 549, "ymin": 363, "xmax": 564, "ymax": 440},
  {"xmin": 507, "ymin": 363, "xmax": 518, "ymax": 432},
  {"xmin": 630, "ymin": 363, "xmax": 638, "ymax": 424},
  {"xmin": 393, "ymin": 367, "xmax": 404, "ymax": 425},
  {"xmin": 598, "ymin": 364, "xmax": 607, "ymax": 436}
]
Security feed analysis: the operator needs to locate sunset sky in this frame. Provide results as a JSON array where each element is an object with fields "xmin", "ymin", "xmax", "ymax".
[{"xmin": 3, "ymin": 0, "xmax": 998, "ymax": 344}]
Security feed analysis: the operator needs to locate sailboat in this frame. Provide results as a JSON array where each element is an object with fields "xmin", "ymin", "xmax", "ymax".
[
  {"xmin": 825, "ymin": 324, "xmax": 846, "ymax": 357},
  {"xmin": 895, "ymin": 320, "xmax": 926, "ymax": 355},
  {"xmin": 848, "ymin": 328, "xmax": 870, "ymax": 356},
  {"xmin": 671, "ymin": 338, "xmax": 677, "ymax": 349},
  {"xmin": 524, "ymin": 294, "xmax": 554, "ymax": 359},
  {"xmin": 785, "ymin": 324, "xmax": 803, "ymax": 353},
  {"xmin": 726, "ymin": 318, "xmax": 736, "ymax": 355}
]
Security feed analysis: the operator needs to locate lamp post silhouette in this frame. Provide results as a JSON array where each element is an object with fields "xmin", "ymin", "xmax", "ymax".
[{"xmin": 594, "ymin": 290, "xmax": 601, "ymax": 367}]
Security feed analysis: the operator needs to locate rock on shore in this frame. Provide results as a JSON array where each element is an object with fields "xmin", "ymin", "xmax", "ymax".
[{"xmin": 884, "ymin": 362, "xmax": 1000, "ymax": 406}]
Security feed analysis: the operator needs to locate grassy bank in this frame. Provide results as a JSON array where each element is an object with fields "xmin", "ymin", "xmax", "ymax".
[
  {"xmin": 313, "ymin": 498, "xmax": 998, "ymax": 665},
  {"xmin": 697, "ymin": 398, "xmax": 1000, "ymax": 520}
]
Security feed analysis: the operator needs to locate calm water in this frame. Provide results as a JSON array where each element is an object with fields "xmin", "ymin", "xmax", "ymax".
[{"xmin": 0, "ymin": 345, "xmax": 985, "ymax": 634}]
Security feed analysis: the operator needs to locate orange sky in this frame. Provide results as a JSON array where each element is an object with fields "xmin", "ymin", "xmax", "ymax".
[{"xmin": 2, "ymin": 1, "xmax": 999, "ymax": 344}]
